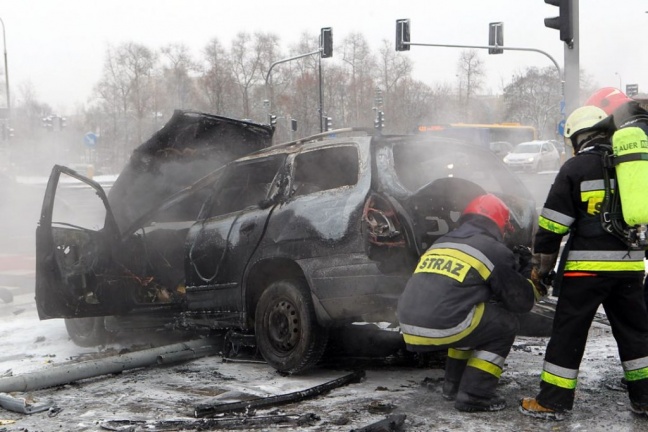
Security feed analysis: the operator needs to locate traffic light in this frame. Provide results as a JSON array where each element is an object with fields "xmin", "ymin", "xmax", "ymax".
[
  {"xmin": 488, "ymin": 22, "xmax": 503, "ymax": 55},
  {"xmin": 268, "ymin": 114, "xmax": 277, "ymax": 127},
  {"xmin": 324, "ymin": 116, "xmax": 333, "ymax": 132},
  {"xmin": 321, "ymin": 27, "xmax": 333, "ymax": 58},
  {"xmin": 544, "ymin": 0, "xmax": 573, "ymax": 45},
  {"xmin": 374, "ymin": 111, "xmax": 385, "ymax": 131},
  {"xmin": 395, "ymin": 19, "xmax": 410, "ymax": 51}
]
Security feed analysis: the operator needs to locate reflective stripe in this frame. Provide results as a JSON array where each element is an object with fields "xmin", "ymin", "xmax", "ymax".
[
  {"xmin": 567, "ymin": 250, "xmax": 646, "ymax": 261},
  {"xmin": 530, "ymin": 279, "xmax": 543, "ymax": 301},
  {"xmin": 565, "ymin": 250, "xmax": 645, "ymax": 272},
  {"xmin": 623, "ymin": 356, "xmax": 648, "ymax": 371},
  {"xmin": 541, "ymin": 370, "xmax": 577, "ymax": 389},
  {"xmin": 625, "ymin": 368, "xmax": 648, "ymax": 382},
  {"xmin": 448, "ymin": 348, "xmax": 473, "ymax": 360},
  {"xmin": 580, "ymin": 179, "xmax": 606, "ymax": 192},
  {"xmin": 538, "ymin": 215, "xmax": 570, "ymax": 235},
  {"xmin": 401, "ymin": 303, "xmax": 485, "ymax": 345},
  {"xmin": 473, "ymin": 350, "xmax": 505, "ymax": 368},
  {"xmin": 623, "ymin": 356, "xmax": 648, "ymax": 381},
  {"xmin": 565, "ymin": 260, "xmax": 646, "ymax": 272},
  {"xmin": 429, "ymin": 242, "xmax": 494, "ymax": 280},
  {"xmin": 540, "ymin": 208, "xmax": 575, "ymax": 227},
  {"xmin": 467, "ymin": 357, "xmax": 502, "ymax": 378},
  {"xmin": 544, "ymin": 361, "xmax": 579, "ymax": 379}
]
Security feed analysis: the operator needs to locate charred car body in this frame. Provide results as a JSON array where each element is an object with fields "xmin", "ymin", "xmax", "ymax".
[{"xmin": 36, "ymin": 112, "xmax": 537, "ymax": 374}]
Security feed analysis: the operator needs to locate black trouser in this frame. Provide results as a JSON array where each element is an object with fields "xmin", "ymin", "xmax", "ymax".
[
  {"xmin": 438, "ymin": 303, "xmax": 519, "ymax": 399},
  {"xmin": 537, "ymin": 275, "xmax": 648, "ymax": 411}
]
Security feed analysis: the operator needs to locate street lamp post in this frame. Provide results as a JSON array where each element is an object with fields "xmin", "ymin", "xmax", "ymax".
[
  {"xmin": 615, "ymin": 72, "xmax": 622, "ymax": 91},
  {"xmin": 0, "ymin": 17, "xmax": 9, "ymax": 120}
]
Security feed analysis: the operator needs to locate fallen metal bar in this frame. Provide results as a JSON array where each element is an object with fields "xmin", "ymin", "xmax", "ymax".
[
  {"xmin": 0, "ymin": 337, "xmax": 220, "ymax": 393},
  {"xmin": 194, "ymin": 369, "xmax": 366, "ymax": 418},
  {"xmin": 0, "ymin": 392, "xmax": 53, "ymax": 414},
  {"xmin": 350, "ymin": 414, "xmax": 407, "ymax": 432},
  {"xmin": 100, "ymin": 413, "xmax": 320, "ymax": 431}
]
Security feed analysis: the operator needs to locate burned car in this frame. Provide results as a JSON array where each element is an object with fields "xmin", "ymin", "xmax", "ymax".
[{"xmin": 36, "ymin": 116, "xmax": 537, "ymax": 374}]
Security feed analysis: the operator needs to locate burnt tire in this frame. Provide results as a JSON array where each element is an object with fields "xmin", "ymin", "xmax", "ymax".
[
  {"xmin": 255, "ymin": 279, "xmax": 329, "ymax": 374},
  {"xmin": 64, "ymin": 317, "xmax": 109, "ymax": 347}
]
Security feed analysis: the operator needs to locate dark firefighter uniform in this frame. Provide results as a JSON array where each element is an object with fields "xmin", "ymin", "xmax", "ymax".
[
  {"xmin": 533, "ymin": 138, "xmax": 648, "ymax": 412},
  {"xmin": 397, "ymin": 215, "xmax": 539, "ymax": 406}
]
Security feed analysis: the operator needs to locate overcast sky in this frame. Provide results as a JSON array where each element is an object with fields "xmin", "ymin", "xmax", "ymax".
[{"xmin": 1, "ymin": 0, "xmax": 647, "ymax": 114}]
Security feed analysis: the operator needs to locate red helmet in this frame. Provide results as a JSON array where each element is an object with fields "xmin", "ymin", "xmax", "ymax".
[
  {"xmin": 462, "ymin": 194, "xmax": 513, "ymax": 235},
  {"xmin": 584, "ymin": 87, "xmax": 633, "ymax": 115}
]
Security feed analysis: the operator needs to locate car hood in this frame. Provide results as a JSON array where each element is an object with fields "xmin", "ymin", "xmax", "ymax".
[{"xmin": 107, "ymin": 110, "xmax": 273, "ymax": 232}]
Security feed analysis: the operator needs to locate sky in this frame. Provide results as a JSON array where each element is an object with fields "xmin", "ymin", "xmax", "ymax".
[{"xmin": 1, "ymin": 0, "xmax": 647, "ymax": 114}]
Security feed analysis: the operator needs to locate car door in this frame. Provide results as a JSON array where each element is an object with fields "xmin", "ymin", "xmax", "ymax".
[
  {"xmin": 184, "ymin": 155, "xmax": 286, "ymax": 317},
  {"xmin": 35, "ymin": 165, "xmax": 122, "ymax": 320}
]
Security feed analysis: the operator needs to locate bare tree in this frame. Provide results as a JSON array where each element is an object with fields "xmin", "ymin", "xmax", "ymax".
[
  {"xmin": 456, "ymin": 49, "xmax": 485, "ymax": 120},
  {"xmin": 502, "ymin": 66, "xmax": 561, "ymax": 138},
  {"xmin": 94, "ymin": 42, "xmax": 156, "ymax": 162},
  {"xmin": 198, "ymin": 37, "xmax": 238, "ymax": 116},
  {"xmin": 341, "ymin": 33, "xmax": 376, "ymax": 127},
  {"xmin": 229, "ymin": 32, "xmax": 266, "ymax": 119},
  {"xmin": 160, "ymin": 43, "xmax": 199, "ymax": 112}
]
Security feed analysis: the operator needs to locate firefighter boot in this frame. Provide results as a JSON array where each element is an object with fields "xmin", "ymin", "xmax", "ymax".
[
  {"xmin": 442, "ymin": 380, "xmax": 459, "ymax": 401},
  {"xmin": 454, "ymin": 392, "xmax": 506, "ymax": 412},
  {"xmin": 519, "ymin": 397, "xmax": 565, "ymax": 421},
  {"xmin": 630, "ymin": 402, "xmax": 648, "ymax": 418}
]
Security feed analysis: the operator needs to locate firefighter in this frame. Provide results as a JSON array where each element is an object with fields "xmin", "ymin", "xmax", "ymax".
[
  {"xmin": 397, "ymin": 193, "xmax": 542, "ymax": 413},
  {"xmin": 519, "ymin": 104, "xmax": 648, "ymax": 420}
]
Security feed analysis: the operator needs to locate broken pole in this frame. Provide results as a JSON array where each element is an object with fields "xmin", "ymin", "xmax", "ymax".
[
  {"xmin": 194, "ymin": 369, "xmax": 365, "ymax": 418},
  {"xmin": 0, "ymin": 337, "xmax": 220, "ymax": 393}
]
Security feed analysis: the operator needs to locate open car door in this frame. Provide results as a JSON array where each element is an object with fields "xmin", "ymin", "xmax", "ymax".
[{"xmin": 35, "ymin": 165, "xmax": 122, "ymax": 320}]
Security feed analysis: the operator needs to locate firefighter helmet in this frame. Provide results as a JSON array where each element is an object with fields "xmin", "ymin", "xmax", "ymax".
[
  {"xmin": 584, "ymin": 87, "xmax": 633, "ymax": 115},
  {"xmin": 564, "ymin": 106, "xmax": 607, "ymax": 139},
  {"xmin": 462, "ymin": 193, "xmax": 513, "ymax": 235}
]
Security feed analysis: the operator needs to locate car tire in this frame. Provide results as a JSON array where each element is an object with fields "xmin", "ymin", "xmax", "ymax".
[
  {"xmin": 255, "ymin": 279, "xmax": 329, "ymax": 374},
  {"xmin": 64, "ymin": 317, "xmax": 109, "ymax": 347}
]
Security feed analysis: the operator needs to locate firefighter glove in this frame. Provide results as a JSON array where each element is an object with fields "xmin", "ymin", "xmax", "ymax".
[
  {"xmin": 513, "ymin": 245, "xmax": 533, "ymax": 277},
  {"xmin": 530, "ymin": 252, "xmax": 559, "ymax": 298}
]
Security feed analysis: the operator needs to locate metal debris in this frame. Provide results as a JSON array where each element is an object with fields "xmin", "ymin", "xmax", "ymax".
[
  {"xmin": 100, "ymin": 413, "xmax": 320, "ymax": 431},
  {"xmin": 350, "ymin": 414, "xmax": 407, "ymax": 432},
  {"xmin": 0, "ymin": 393, "xmax": 53, "ymax": 414},
  {"xmin": 194, "ymin": 369, "xmax": 366, "ymax": 418}
]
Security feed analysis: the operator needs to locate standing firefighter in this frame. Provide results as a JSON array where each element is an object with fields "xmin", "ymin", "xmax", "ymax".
[
  {"xmin": 519, "ymin": 102, "xmax": 648, "ymax": 420},
  {"xmin": 397, "ymin": 194, "xmax": 542, "ymax": 413}
]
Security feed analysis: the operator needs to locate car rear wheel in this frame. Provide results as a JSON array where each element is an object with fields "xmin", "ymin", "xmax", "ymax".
[
  {"xmin": 254, "ymin": 279, "xmax": 329, "ymax": 374},
  {"xmin": 64, "ymin": 317, "xmax": 109, "ymax": 347}
]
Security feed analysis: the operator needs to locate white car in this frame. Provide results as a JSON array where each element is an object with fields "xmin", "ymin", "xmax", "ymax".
[{"xmin": 503, "ymin": 140, "xmax": 561, "ymax": 173}]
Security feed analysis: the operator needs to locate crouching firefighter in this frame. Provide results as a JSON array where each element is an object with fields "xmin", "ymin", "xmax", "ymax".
[
  {"xmin": 520, "ymin": 104, "xmax": 648, "ymax": 420},
  {"xmin": 397, "ymin": 194, "xmax": 543, "ymax": 413}
]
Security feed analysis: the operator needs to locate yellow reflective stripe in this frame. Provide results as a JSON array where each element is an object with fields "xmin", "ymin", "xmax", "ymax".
[
  {"xmin": 565, "ymin": 260, "xmax": 646, "ymax": 272},
  {"xmin": 425, "ymin": 248, "xmax": 491, "ymax": 280},
  {"xmin": 529, "ymin": 279, "xmax": 542, "ymax": 301},
  {"xmin": 402, "ymin": 303, "xmax": 485, "ymax": 346},
  {"xmin": 448, "ymin": 348, "xmax": 473, "ymax": 360},
  {"xmin": 541, "ymin": 370, "xmax": 577, "ymax": 389},
  {"xmin": 467, "ymin": 357, "xmax": 502, "ymax": 378},
  {"xmin": 625, "ymin": 367, "xmax": 648, "ymax": 382},
  {"xmin": 538, "ymin": 216, "xmax": 569, "ymax": 235}
]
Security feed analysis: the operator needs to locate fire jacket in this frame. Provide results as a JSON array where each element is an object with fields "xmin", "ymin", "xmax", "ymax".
[
  {"xmin": 397, "ymin": 216, "xmax": 538, "ymax": 346},
  {"xmin": 534, "ymin": 138, "xmax": 645, "ymax": 275}
]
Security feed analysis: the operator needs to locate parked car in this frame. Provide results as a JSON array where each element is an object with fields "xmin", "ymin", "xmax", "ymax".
[
  {"xmin": 503, "ymin": 140, "xmax": 562, "ymax": 172},
  {"xmin": 35, "ymin": 114, "xmax": 538, "ymax": 374},
  {"xmin": 489, "ymin": 141, "xmax": 514, "ymax": 158}
]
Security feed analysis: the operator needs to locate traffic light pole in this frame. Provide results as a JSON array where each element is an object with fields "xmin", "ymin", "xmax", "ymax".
[{"xmin": 403, "ymin": 41, "xmax": 563, "ymax": 99}]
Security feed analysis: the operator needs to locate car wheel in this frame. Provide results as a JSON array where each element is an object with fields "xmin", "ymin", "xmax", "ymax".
[
  {"xmin": 255, "ymin": 279, "xmax": 329, "ymax": 374},
  {"xmin": 64, "ymin": 317, "xmax": 109, "ymax": 347}
]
